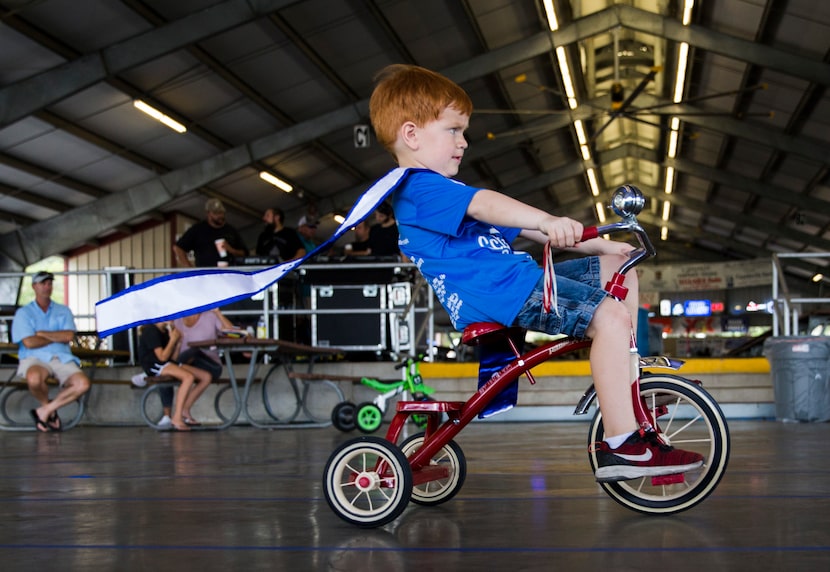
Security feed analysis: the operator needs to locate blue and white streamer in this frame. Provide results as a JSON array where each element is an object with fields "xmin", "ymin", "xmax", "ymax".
[{"xmin": 95, "ymin": 167, "xmax": 413, "ymax": 338}]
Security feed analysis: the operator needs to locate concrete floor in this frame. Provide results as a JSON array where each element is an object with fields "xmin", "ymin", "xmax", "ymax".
[{"xmin": 1, "ymin": 420, "xmax": 829, "ymax": 571}]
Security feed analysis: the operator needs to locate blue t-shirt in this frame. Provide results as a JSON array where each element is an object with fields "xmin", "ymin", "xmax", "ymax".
[
  {"xmin": 392, "ymin": 170, "xmax": 541, "ymax": 329},
  {"xmin": 11, "ymin": 300, "xmax": 80, "ymax": 364}
]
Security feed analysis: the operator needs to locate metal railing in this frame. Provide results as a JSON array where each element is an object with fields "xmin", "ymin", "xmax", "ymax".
[
  {"xmin": 771, "ymin": 252, "xmax": 829, "ymax": 336},
  {"xmin": 0, "ymin": 262, "xmax": 437, "ymax": 364}
]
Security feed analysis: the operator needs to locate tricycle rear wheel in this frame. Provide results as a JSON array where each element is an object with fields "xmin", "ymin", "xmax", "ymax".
[
  {"xmin": 322, "ymin": 436, "xmax": 412, "ymax": 527},
  {"xmin": 399, "ymin": 433, "xmax": 466, "ymax": 506}
]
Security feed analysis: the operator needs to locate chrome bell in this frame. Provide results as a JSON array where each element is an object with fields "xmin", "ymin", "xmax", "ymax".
[{"xmin": 610, "ymin": 185, "xmax": 645, "ymax": 217}]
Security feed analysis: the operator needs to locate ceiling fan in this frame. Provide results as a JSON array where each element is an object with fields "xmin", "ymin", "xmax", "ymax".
[{"xmin": 476, "ymin": 40, "xmax": 771, "ymax": 145}]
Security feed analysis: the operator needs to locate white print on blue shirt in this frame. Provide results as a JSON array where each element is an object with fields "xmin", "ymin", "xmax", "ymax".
[
  {"xmin": 478, "ymin": 227, "xmax": 512, "ymax": 254},
  {"xmin": 427, "ymin": 271, "xmax": 462, "ymax": 327}
]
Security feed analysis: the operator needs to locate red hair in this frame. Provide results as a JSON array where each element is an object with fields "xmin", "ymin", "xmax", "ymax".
[{"xmin": 369, "ymin": 65, "xmax": 473, "ymax": 155}]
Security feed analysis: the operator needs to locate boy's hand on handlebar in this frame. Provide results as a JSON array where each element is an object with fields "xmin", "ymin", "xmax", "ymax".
[
  {"xmin": 539, "ymin": 216, "xmax": 583, "ymax": 248},
  {"xmin": 573, "ymin": 237, "xmax": 636, "ymax": 256}
]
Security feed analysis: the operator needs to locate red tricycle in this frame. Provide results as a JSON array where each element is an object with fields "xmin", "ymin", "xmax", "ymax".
[{"xmin": 322, "ymin": 185, "xmax": 730, "ymax": 527}]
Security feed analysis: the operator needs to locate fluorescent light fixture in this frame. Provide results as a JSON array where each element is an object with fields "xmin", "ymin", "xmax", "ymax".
[
  {"xmin": 673, "ymin": 42, "xmax": 689, "ymax": 103},
  {"xmin": 333, "ymin": 213, "xmax": 346, "ymax": 224},
  {"xmin": 671, "ymin": 117, "xmax": 681, "ymax": 131},
  {"xmin": 667, "ymin": 117, "xmax": 681, "ymax": 157},
  {"xmin": 259, "ymin": 171, "xmax": 293, "ymax": 193},
  {"xmin": 574, "ymin": 120, "xmax": 588, "ymax": 145},
  {"xmin": 579, "ymin": 145, "xmax": 592, "ymax": 160},
  {"xmin": 555, "ymin": 46, "xmax": 578, "ymax": 109},
  {"xmin": 812, "ymin": 273, "xmax": 824, "ymax": 282},
  {"xmin": 575, "ymin": 120, "xmax": 592, "ymax": 160},
  {"xmin": 662, "ymin": 3, "xmax": 694, "ymax": 231},
  {"xmin": 667, "ymin": 129, "xmax": 679, "ymax": 158},
  {"xmin": 542, "ymin": 0, "xmax": 559, "ymax": 31},
  {"xmin": 133, "ymin": 100, "xmax": 186, "ymax": 133},
  {"xmin": 682, "ymin": 0, "xmax": 695, "ymax": 25},
  {"xmin": 586, "ymin": 168, "xmax": 600, "ymax": 197},
  {"xmin": 595, "ymin": 202, "xmax": 606, "ymax": 223}
]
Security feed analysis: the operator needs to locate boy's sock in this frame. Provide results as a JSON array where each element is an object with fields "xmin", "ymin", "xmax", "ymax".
[{"xmin": 604, "ymin": 431, "xmax": 635, "ymax": 450}]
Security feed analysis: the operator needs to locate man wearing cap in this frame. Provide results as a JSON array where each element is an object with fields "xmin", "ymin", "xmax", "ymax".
[
  {"xmin": 173, "ymin": 198, "xmax": 248, "ymax": 267},
  {"xmin": 11, "ymin": 271, "xmax": 91, "ymax": 432},
  {"xmin": 296, "ymin": 215, "xmax": 319, "ymax": 254}
]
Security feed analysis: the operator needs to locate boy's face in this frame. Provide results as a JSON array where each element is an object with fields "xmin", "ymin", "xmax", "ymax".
[{"xmin": 400, "ymin": 106, "xmax": 469, "ymax": 177}]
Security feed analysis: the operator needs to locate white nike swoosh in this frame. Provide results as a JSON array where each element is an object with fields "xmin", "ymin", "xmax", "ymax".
[{"xmin": 616, "ymin": 450, "xmax": 653, "ymax": 462}]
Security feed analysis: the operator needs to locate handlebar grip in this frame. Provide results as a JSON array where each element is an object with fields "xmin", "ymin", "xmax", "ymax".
[{"xmin": 581, "ymin": 226, "xmax": 599, "ymax": 241}]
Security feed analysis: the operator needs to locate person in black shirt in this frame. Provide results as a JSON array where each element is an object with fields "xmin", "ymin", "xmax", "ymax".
[
  {"xmin": 137, "ymin": 321, "xmax": 212, "ymax": 431},
  {"xmin": 367, "ymin": 201, "xmax": 400, "ymax": 258},
  {"xmin": 173, "ymin": 198, "xmax": 248, "ymax": 267},
  {"xmin": 343, "ymin": 220, "xmax": 371, "ymax": 257},
  {"xmin": 255, "ymin": 207, "xmax": 306, "ymax": 262}
]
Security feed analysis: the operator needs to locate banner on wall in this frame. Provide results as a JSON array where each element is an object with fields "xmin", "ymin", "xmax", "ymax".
[{"xmin": 637, "ymin": 259, "xmax": 772, "ymax": 293}]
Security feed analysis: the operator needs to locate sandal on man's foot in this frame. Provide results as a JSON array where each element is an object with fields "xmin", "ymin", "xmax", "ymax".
[
  {"xmin": 30, "ymin": 410, "xmax": 51, "ymax": 433},
  {"xmin": 47, "ymin": 412, "xmax": 62, "ymax": 432},
  {"xmin": 183, "ymin": 416, "xmax": 201, "ymax": 426}
]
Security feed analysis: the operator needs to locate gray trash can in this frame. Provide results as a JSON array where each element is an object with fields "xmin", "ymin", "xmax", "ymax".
[{"xmin": 763, "ymin": 337, "xmax": 830, "ymax": 422}]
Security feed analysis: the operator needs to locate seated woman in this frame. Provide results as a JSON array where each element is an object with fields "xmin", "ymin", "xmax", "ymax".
[
  {"xmin": 137, "ymin": 320, "xmax": 212, "ymax": 431},
  {"xmin": 173, "ymin": 307, "xmax": 235, "ymax": 386}
]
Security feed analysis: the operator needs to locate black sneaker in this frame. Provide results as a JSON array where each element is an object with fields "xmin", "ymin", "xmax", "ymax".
[{"xmin": 592, "ymin": 430, "xmax": 704, "ymax": 482}]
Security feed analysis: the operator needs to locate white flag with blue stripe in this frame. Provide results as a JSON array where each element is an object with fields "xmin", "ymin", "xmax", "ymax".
[{"xmin": 95, "ymin": 167, "xmax": 412, "ymax": 337}]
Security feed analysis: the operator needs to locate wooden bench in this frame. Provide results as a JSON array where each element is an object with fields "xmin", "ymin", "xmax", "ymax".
[
  {"xmin": 0, "ymin": 377, "xmax": 86, "ymax": 431},
  {"xmin": 286, "ymin": 371, "xmax": 363, "ymax": 383},
  {"xmin": 136, "ymin": 375, "xmax": 233, "ymax": 388}
]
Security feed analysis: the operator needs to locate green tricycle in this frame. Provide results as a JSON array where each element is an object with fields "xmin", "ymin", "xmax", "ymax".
[{"xmin": 331, "ymin": 355, "xmax": 436, "ymax": 433}]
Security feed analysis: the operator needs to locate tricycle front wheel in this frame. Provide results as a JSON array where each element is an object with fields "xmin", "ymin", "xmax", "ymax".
[{"xmin": 587, "ymin": 373, "xmax": 730, "ymax": 515}]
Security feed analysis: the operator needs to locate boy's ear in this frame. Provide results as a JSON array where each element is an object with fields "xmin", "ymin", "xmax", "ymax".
[{"xmin": 400, "ymin": 121, "xmax": 419, "ymax": 150}]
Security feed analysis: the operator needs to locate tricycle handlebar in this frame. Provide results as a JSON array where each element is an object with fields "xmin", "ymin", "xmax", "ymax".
[{"xmin": 579, "ymin": 185, "xmax": 656, "ymax": 276}]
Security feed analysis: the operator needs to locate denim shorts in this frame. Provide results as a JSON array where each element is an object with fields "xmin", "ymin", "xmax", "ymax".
[{"xmin": 511, "ymin": 256, "xmax": 607, "ymax": 339}]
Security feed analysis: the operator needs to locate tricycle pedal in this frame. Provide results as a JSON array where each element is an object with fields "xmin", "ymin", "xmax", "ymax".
[{"xmin": 651, "ymin": 473, "xmax": 686, "ymax": 485}]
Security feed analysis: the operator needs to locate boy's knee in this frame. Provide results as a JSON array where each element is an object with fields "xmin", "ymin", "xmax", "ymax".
[{"xmin": 593, "ymin": 298, "xmax": 631, "ymax": 329}]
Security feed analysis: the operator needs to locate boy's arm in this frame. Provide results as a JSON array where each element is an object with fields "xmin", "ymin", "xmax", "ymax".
[
  {"xmin": 519, "ymin": 228, "xmax": 635, "ymax": 257},
  {"xmin": 467, "ymin": 190, "xmax": 583, "ymax": 248},
  {"xmin": 468, "ymin": 190, "xmax": 634, "ymax": 256}
]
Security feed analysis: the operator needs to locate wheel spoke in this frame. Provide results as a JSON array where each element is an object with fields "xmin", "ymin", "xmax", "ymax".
[
  {"xmin": 665, "ymin": 415, "xmax": 702, "ymax": 441},
  {"xmin": 670, "ymin": 437, "xmax": 712, "ymax": 445}
]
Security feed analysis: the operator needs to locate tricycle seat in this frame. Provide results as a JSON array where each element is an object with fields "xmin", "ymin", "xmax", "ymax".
[
  {"xmin": 462, "ymin": 322, "xmax": 526, "ymax": 346},
  {"xmin": 462, "ymin": 322, "xmax": 506, "ymax": 345}
]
